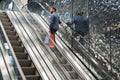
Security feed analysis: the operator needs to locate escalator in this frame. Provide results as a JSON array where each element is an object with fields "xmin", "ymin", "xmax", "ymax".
[
  {"xmin": 10, "ymin": 10, "xmax": 84, "ymax": 80},
  {"xmin": 0, "ymin": 12, "xmax": 41, "ymax": 80},
  {"xmin": 11, "ymin": 0, "xmax": 119, "ymax": 79},
  {"xmin": 14, "ymin": 1, "xmax": 97, "ymax": 79},
  {"xmin": 25, "ymin": 2, "xmax": 114, "ymax": 79},
  {"xmin": 20, "ymin": 11, "xmax": 95, "ymax": 80}
]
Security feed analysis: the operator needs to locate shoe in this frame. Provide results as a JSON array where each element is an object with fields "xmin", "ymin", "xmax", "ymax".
[{"xmin": 48, "ymin": 42, "xmax": 55, "ymax": 48}]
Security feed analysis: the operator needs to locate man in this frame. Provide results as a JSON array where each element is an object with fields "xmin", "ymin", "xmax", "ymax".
[
  {"xmin": 67, "ymin": 11, "xmax": 89, "ymax": 45},
  {"xmin": 73, "ymin": 11, "xmax": 88, "ymax": 36},
  {"xmin": 49, "ymin": 7, "xmax": 61, "ymax": 48}
]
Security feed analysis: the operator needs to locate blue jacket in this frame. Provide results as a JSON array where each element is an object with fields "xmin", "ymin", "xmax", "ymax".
[
  {"xmin": 50, "ymin": 13, "xmax": 61, "ymax": 30},
  {"xmin": 73, "ymin": 15, "xmax": 89, "ymax": 33}
]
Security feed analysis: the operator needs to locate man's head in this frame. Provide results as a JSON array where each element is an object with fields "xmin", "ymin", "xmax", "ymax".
[
  {"xmin": 50, "ymin": 7, "xmax": 56, "ymax": 14},
  {"xmin": 76, "ymin": 11, "xmax": 83, "ymax": 16}
]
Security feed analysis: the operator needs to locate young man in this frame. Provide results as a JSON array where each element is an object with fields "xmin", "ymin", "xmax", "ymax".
[
  {"xmin": 73, "ymin": 11, "xmax": 88, "ymax": 36},
  {"xmin": 49, "ymin": 7, "xmax": 61, "ymax": 48},
  {"xmin": 67, "ymin": 11, "xmax": 89, "ymax": 45}
]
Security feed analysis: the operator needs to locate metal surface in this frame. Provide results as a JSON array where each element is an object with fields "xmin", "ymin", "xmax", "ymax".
[
  {"xmin": 0, "ymin": 41, "xmax": 10, "ymax": 80},
  {"xmin": 33, "ymin": 13, "xmax": 95, "ymax": 80},
  {"xmin": 13, "ymin": 11, "xmax": 60, "ymax": 80},
  {"xmin": 7, "ymin": 11, "xmax": 49, "ymax": 80},
  {"xmin": 26, "ymin": 1, "xmax": 120, "ymax": 79},
  {"xmin": 0, "ymin": 15, "xmax": 26, "ymax": 80},
  {"xmin": 8, "ymin": 0, "xmax": 89, "ymax": 79},
  {"xmin": 20, "ymin": 0, "xmax": 96, "ymax": 79}
]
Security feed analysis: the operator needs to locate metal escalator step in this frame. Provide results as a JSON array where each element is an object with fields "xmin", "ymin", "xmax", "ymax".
[
  {"xmin": 10, "ymin": 41, "xmax": 21, "ymax": 46},
  {"xmin": 0, "ymin": 18, "xmax": 10, "ymax": 22},
  {"xmin": 2, "ymin": 22, "xmax": 12, "ymax": 26},
  {"xmin": 19, "ymin": 59, "xmax": 31, "ymax": 67},
  {"xmin": 16, "ymin": 52, "xmax": 28, "ymax": 59},
  {"xmin": 59, "ymin": 57, "xmax": 68, "ymax": 64},
  {"xmin": 62, "ymin": 64, "xmax": 73, "ymax": 71},
  {"xmin": 0, "ymin": 14, "xmax": 7, "ymax": 18},
  {"xmin": 6, "ymin": 30, "xmax": 16, "ymax": 35},
  {"xmin": 56, "ymin": 53, "xmax": 63, "ymax": 58},
  {"xmin": 4, "ymin": 26, "xmax": 14, "ymax": 31},
  {"xmin": 0, "ymin": 12, "xmax": 5, "ymax": 14},
  {"xmin": 8, "ymin": 35, "xmax": 19, "ymax": 40},
  {"xmin": 26, "ymin": 75, "xmax": 40, "ymax": 80},
  {"xmin": 0, "ymin": 12, "xmax": 7, "ymax": 15},
  {"xmin": 0, "ymin": 13, "xmax": 41, "ymax": 79},
  {"xmin": 22, "ymin": 67, "xmax": 36, "ymax": 75},
  {"xmin": 68, "ymin": 71, "xmax": 79, "ymax": 79},
  {"xmin": 12, "ymin": 46, "xmax": 24, "ymax": 52}
]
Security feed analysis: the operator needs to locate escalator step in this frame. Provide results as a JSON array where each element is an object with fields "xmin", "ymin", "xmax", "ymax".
[
  {"xmin": 59, "ymin": 57, "xmax": 67, "ymax": 64},
  {"xmin": 16, "ymin": 52, "xmax": 28, "ymax": 59},
  {"xmin": 22, "ymin": 67, "xmax": 35, "ymax": 75},
  {"xmin": 0, "ymin": 13, "xmax": 6, "ymax": 15},
  {"xmin": 0, "ymin": 13, "xmax": 41, "ymax": 80},
  {"xmin": 6, "ymin": 30, "xmax": 16, "ymax": 35},
  {"xmin": 0, "ymin": 18, "xmax": 10, "ymax": 22},
  {"xmin": 62, "ymin": 64, "xmax": 73, "ymax": 71},
  {"xmin": 2, "ymin": 22, "xmax": 12, "ymax": 26},
  {"xmin": 4, "ymin": 26, "xmax": 14, "ymax": 31},
  {"xmin": 8, "ymin": 35, "xmax": 19, "ymax": 40},
  {"xmin": 10, "ymin": 41, "xmax": 21, "ymax": 46},
  {"xmin": 19, "ymin": 59, "xmax": 31, "ymax": 67},
  {"xmin": 55, "ymin": 53, "xmax": 63, "ymax": 58},
  {"xmin": 26, "ymin": 75, "xmax": 40, "ymax": 80},
  {"xmin": 0, "ymin": 15, "xmax": 7, "ymax": 18},
  {"xmin": 68, "ymin": 71, "xmax": 79, "ymax": 79},
  {"xmin": 12, "ymin": 46, "xmax": 24, "ymax": 52}
]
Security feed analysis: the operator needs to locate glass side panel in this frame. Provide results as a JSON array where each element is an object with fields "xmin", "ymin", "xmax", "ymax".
[
  {"xmin": 0, "ymin": 21, "xmax": 23, "ymax": 80},
  {"xmin": 0, "ymin": 70, "xmax": 3, "ymax": 80}
]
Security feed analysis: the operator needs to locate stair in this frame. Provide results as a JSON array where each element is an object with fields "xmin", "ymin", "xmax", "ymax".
[
  {"xmin": 0, "ymin": 12, "xmax": 41, "ymax": 80},
  {"xmin": 53, "ymin": 48, "xmax": 82, "ymax": 80},
  {"xmin": 60, "ymin": 57, "xmax": 80, "ymax": 79}
]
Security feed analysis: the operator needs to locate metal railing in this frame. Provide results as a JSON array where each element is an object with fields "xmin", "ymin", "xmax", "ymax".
[{"xmin": 0, "ymin": 20, "xmax": 24, "ymax": 80}]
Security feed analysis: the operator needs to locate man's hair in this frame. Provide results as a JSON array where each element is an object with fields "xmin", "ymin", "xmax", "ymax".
[
  {"xmin": 76, "ymin": 10, "xmax": 83, "ymax": 16},
  {"xmin": 51, "ymin": 7, "xmax": 56, "ymax": 12}
]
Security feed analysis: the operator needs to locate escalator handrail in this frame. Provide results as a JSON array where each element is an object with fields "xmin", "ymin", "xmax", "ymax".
[
  {"xmin": 0, "ymin": 41, "xmax": 11, "ymax": 80},
  {"xmin": 0, "ymin": 20, "xmax": 26, "ymax": 80},
  {"xmin": 0, "ymin": 40, "xmax": 19, "ymax": 80}
]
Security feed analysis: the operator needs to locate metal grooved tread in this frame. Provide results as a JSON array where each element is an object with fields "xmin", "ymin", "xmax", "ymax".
[
  {"xmin": 52, "ymin": 48, "xmax": 82, "ymax": 80},
  {"xmin": 0, "ymin": 12, "xmax": 41, "ymax": 80}
]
